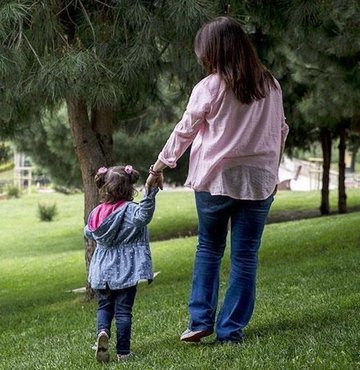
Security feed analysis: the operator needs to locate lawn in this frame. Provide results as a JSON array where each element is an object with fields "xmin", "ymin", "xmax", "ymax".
[
  {"xmin": 2, "ymin": 188, "xmax": 360, "ymax": 254},
  {"xmin": 0, "ymin": 190, "xmax": 359, "ymax": 369}
]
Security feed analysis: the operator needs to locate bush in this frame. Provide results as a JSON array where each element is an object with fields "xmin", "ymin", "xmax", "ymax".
[
  {"xmin": 0, "ymin": 143, "xmax": 12, "ymax": 165},
  {"xmin": 6, "ymin": 185, "xmax": 21, "ymax": 198},
  {"xmin": 38, "ymin": 202, "xmax": 58, "ymax": 222},
  {"xmin": 0, "ymin": 162, "xmax": 14, "ymax": 172}
]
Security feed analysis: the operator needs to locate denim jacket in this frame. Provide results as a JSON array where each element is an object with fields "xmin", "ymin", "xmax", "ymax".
[{"xmin": 84, "ymin": 188, "xmax": 158, "ymax": 290}]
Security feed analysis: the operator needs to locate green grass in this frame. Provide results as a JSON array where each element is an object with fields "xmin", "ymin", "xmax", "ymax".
[
  {"xmin": 0, "ymin": 168, "xmax": 13, "ymax": 181},
  {"xmin": 0, "ymin": 190, "xmax": 359, "ymax": 369},
  {"xmin": 2, "ymin": 188, "xmax": 359, "ymax": 256},
  {"xmin": 270, "ymin": 188, "xmax": 360, "ymax": 211}
]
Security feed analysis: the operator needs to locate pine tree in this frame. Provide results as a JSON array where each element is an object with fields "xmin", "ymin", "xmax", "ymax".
[
  {"xmin": 0, "ymin": 0, "xmax": 214, "ymax": 297},
  {"xmin": 286, "ymin": 0, "xmax": 360, "ymax": 214}
]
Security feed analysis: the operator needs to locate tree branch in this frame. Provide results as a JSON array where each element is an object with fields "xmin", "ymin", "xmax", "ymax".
[
  {"xmin": 78, "ymin": 0, "xmax": 96, "ymax": 46},
  {"xmin": 23, "ymin": 33, "xmax": 43, "ymax": 67}
]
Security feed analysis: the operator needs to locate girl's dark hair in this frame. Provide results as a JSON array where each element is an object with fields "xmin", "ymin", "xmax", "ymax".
[
  {"xmin": 95, "ymin": 166, "xmax": 140, "ymax": 203},
  {"xmin": 194, "ymin": 16, "xmax": 277, "ymax": 104}
]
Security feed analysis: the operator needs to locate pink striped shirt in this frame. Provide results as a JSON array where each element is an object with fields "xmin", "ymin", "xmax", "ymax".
[{"xmin": 159, "ymin": 73, "xmax": 289, "ymax": 200}]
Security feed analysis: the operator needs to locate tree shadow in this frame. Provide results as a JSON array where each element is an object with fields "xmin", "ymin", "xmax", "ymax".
[
  {"xmin": 246, "ymin": 308, "xmax": 348, "ymax": 341},
  {"xmin": 267, "ymin": 205, "xmax": 360, "ymax": 224}
]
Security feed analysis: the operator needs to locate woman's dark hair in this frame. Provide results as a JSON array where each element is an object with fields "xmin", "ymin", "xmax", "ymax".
[
  {"xmin": 95, "ymin": 165, "xmax": 139, "ymax": 203},
  {"xmin": 194, "ymin": 16, "xmax": 277, "ymax": 104}
]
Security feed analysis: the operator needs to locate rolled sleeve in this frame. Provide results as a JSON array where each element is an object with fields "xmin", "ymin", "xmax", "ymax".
[{"xmin": 158, "ymin": 113, "xmax": 204, "ymax": 168}]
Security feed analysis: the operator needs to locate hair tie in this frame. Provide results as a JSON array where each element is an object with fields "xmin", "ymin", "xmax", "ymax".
[
  {"xmin": 124, "ymin": 165, "xmax": 133, "ymax": 175},
  {"xmin": 97, "ymin": 167, "xmax": 108, "ymax": 175}
]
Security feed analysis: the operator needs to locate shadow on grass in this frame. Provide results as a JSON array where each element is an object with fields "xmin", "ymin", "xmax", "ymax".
[
  {"xmin": 268, "ymin": 204, "xmax": 360, "ymax": 224},
  {"xmin": 246, "ymin": 305, "xmax": 359, "ymax": 344}
]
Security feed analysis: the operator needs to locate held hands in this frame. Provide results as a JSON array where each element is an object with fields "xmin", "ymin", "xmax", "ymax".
[{"xmin": 145, "ymin": 165, "xmax": 164, "ymax": 195}]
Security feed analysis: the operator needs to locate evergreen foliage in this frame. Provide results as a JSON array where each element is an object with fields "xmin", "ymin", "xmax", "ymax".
[
  {"xmin": 0, "ymin": 0, "xmax": 214, "ymax": 188},
  {"xmin": 0, "ymin": 0, "xmax": 212, "ymax": 112},
  {"xmin": 2, "ymin": 1, "xmax": 358, "ymax": 189},
  {"xmin": 0, "ymin": 1, "xmax": 217, "ymax": 292},
  {"xmin": 14, "ymin": 108, "xmax": 82, "ymax": 188},
  {"xmin": 284, "ymin": 0, "xmax": 360, "ymax": 213},
  {"xmin": 0, "ymin": 141, "xmax": 12, "ymax": 163}
]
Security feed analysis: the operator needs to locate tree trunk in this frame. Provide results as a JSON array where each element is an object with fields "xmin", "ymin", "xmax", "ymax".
[
  {"xmin": 320, "ymin": 128, "xmax": 332, "ymax": 215},
  {"xmin": 338, "ymin": 127, "xmax": 347, "ymax": 214},
  {"xmin": 66, "ymin": 98, "xmax": 114, "ymax": 299}
]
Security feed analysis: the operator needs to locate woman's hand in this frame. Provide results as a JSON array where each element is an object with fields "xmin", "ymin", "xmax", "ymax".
[
  {"xmin": 145, "ymin": 161, "xmax": 166, "ymax": 195},
  {"xmin": 145, "ymin": 172, "xmax": 164, "ymax": 195}
]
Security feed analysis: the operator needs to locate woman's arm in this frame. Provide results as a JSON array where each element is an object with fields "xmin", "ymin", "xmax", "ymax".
[
  {"xmin": 146, "ymin": 76, "xmax": 219, "ymax": 193},
  {"xmin": 279, "ymin": 118, "xmax": 289, "ymax": 166}
]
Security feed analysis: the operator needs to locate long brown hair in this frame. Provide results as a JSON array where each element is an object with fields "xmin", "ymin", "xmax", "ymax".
[{"xmin": 194, "ymin": 16, "xmax": 277, "ymax": 104}]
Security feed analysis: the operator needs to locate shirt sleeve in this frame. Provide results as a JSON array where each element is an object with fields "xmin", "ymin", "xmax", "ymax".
[
  {"xmin": 158, "ymin": 77, "xmax": 216, "ymax": 168},
  {"xmin": 129, "ymin": 187, "xmax": 159, "ymax": 227},
  {"xmin": 84, "ymin": 225, "xmax": 95, "ymax": 240},
  {"xmin": 277, "ymin": 117, "xmax": 289, "ymax": 167},
  {"xmin": 276, "ymin": 82, "xmax": 289, "ymax": 165},
  {"xmin": 281, "ymin": 117, "xmax": 289, "ymax": 148}
]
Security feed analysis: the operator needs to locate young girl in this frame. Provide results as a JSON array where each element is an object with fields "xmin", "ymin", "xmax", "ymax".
[{"xmin": 84, "ymin": 164, "xmax": 158, "ymax": 362}]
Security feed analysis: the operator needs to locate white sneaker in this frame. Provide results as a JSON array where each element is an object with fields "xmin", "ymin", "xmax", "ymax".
[
  {"xmin": 180, "ymin": 328, "xmax": 213, "ymax": 342},
  {"xmin": 117, "ymin": 352, "xmax": 134, "ymax": 361},
  {"xmin": 95, "ymin": 331, "xmax": 110, "ymax": 362}
]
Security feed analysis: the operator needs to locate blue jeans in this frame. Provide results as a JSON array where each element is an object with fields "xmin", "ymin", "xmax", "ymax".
[
  {"xmin": 188, "ymin": 191, "xmax": 273, "ymax": 342},
  {"xmin": 96, "ymin": 285, "xmax": 137, "ymax": 355}
]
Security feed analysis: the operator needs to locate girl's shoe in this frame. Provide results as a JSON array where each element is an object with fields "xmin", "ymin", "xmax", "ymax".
[
  {"xmin": 180, "ymin": 328, "xmax": 213, "ymax": 342},
  {"xmin": 117, "ymin": 352, "xmax": 134, "ymax": 361},
  {"xmin": 95, "ymin": 331, "xmax": 110, "ymax": 363}
]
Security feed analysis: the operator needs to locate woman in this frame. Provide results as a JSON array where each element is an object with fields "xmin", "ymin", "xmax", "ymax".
[{"xmin": 146, "ymin": 16, "xmax": 289, "ymax": 344}]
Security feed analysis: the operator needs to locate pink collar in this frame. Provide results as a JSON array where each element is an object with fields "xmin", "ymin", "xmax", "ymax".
[{"xmin": 88, "ymin": 200, "xmax": 126, "ymax": 231}]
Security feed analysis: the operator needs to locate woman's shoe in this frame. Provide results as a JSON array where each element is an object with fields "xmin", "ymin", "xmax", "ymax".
[
  {"xmin": 95, "ymin": 331, "xmax": 110, "ymax": 363},
  {"xmin": 117, "ymin": 352, "xmax": 134, "ymax": 361},
  {"xmin": 180, "ymin": 328, "xmax": 213, "ymax": 342}
]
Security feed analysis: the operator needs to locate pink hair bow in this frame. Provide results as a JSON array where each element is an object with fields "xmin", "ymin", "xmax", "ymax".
[
  {"xmin": 97, "ymin": 167, "xmax": 108, "ymax": 175},
  {"xmin": 124, "ymin": 165, "xmax": 133, "ymax": 175}
]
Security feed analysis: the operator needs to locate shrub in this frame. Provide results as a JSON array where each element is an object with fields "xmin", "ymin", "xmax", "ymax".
[
  {"xmin": 38, "ymin": 202, "xmax": 58, "ymax": 222},
  {"xmin": 0, "ymin": 162, "xmax": 14, "ymax": 172},
  {"xmin": 6, "ymin": 185, "xmax": 21, "ymax": 198}
]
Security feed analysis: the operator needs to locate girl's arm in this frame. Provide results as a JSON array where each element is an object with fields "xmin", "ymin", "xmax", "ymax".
[
  {"xmin": 130, "ymin": 187, "xmax": 159, "ymax": 227},
  {"xmin": 84, "ymin": 225, "xmax": 95, "ymax": 240}
]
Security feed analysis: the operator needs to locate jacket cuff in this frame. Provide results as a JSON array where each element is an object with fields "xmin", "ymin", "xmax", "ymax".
[{"xmin": 146, "ymin": 187, "xmax": 159, "ymax": 198}]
